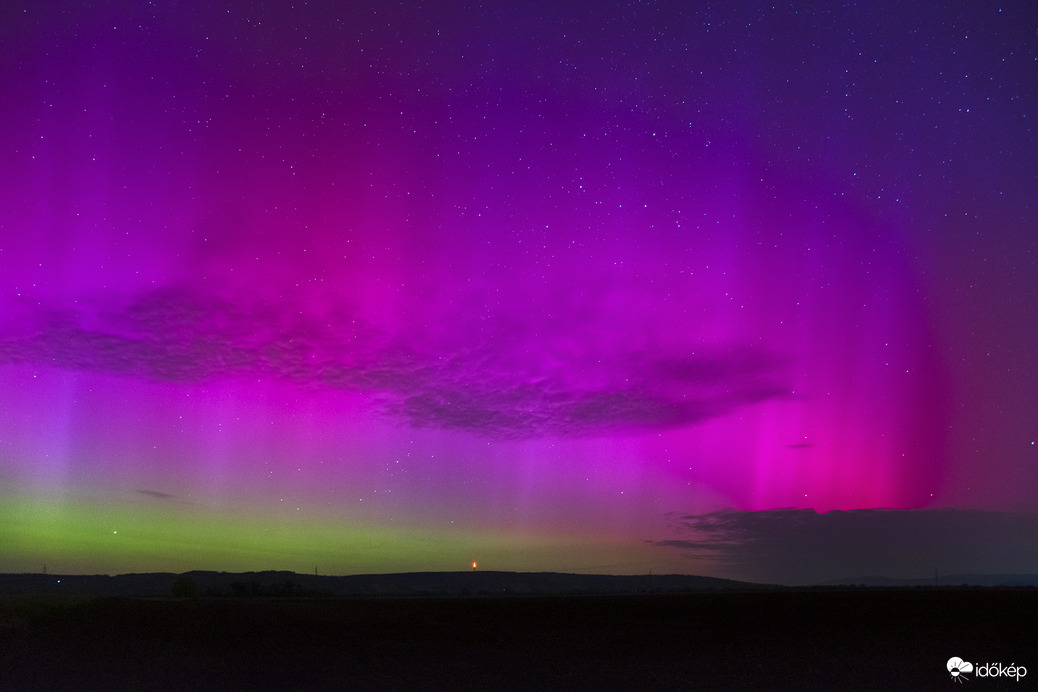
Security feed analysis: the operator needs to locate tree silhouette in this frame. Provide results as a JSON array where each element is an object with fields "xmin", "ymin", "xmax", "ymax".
[{"xmin": 171, "ymin": 572, "xmax": 200, "ymax": 598}]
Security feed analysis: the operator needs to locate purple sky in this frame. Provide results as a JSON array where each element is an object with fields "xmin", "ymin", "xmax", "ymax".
[{"xmin": 1, "ymin": 1, "xmax": 1036, "ymax": 584}]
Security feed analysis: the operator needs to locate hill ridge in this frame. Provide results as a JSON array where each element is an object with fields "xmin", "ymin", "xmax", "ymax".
[{"xmin": 0, "ymin": 569, "xmax": 763, "ymax": 597}]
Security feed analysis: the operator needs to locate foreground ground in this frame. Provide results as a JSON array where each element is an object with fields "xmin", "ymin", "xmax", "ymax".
[{"xmin": 1, "ymin": 589, "xmax": 1035, "ymax": 690}]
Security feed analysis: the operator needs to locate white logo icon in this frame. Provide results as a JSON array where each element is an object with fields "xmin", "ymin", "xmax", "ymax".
[{"xmin": 948, "ymin": 657, "xmax": 974, "ymax": 683}]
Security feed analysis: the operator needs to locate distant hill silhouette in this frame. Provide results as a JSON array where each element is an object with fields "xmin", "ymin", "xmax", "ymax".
[
  {"xmin": 7, "ymin": 570, "xmax": 1033, "ymax": 597},
  {"xmin": 824, "ymin": 573, "xmax": 1038, "ymax": 587},
  {"xmin": 0, "ymin": 570, "xmax": 764, "ymax": 598}
]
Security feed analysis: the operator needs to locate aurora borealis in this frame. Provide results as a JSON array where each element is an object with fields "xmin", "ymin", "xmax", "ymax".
[{"xmin": 1, "ymin": 2, "xmax": 1036, "ymax": 584}]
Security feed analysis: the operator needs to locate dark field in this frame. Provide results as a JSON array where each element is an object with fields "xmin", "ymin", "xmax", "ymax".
[{"xmin": 2, "ymin": 589, "xmax": 1036, "ymax": 690}]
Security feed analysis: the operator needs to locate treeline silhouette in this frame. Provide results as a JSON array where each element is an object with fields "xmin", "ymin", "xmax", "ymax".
[
  {"xmin": 172, "ymin": 572, "xmax": 330, "ymax": 599},
  {"xmin": 2, "ymin": 569, "xmax": 759, "ymax": 598}
]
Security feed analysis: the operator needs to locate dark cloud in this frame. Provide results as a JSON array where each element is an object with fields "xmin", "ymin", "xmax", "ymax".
[
  {"xmin": 0, "ymin": 286, "xmax": 789, "ymax": 438},
  {"xmin": 135, "ymin": 489, "xmax": 201, "ymax": 505},
  {"xmin": 652, "ymin": 508, "xmax": 1038, "ymax": 585},
  {"xmin": 390, "ymin": 341, "xmax": 787, "ymax": 438},
  {"xmin": 135, "ymin": 489, "xmax": 176, "ymax": 500}
]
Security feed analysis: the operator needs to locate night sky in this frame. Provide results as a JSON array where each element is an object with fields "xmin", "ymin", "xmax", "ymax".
[{"xmin": 2, "ymin": 1, "xmax": 1036, "ymax": 585}]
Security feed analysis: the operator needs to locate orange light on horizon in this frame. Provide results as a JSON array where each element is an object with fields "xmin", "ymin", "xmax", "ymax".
[{"xmin": 472, "ymin": 561, "xmax": 478, "ymax": 571}]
